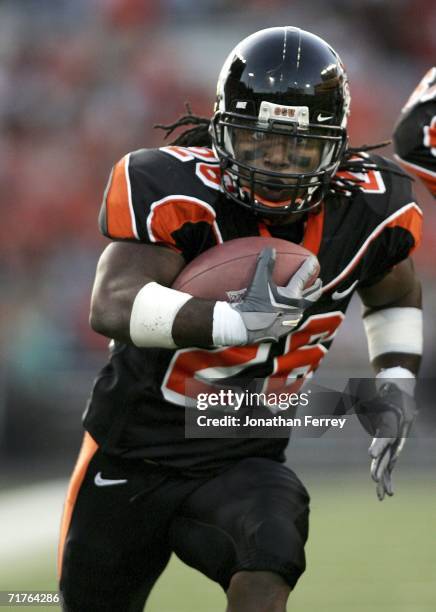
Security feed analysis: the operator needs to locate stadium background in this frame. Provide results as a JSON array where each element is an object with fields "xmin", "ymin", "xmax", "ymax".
[{"xmin": 0, "ymin": 1, "xmax": 435, "ymax": 610}]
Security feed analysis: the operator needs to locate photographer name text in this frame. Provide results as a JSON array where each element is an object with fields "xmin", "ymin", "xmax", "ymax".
[{"xmin": 196, "ymin": 415, "xmax": 347, "ymax": 429}]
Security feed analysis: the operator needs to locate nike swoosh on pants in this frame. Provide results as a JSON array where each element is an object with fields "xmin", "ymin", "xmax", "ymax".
[{"xmin": 94, "ymin": 472, "xmax": 128, "ymax": 487}]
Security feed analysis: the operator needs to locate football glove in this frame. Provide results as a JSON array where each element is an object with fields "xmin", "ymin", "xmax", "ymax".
[
  {"xmin": 232, "ymin": 247, "xmax": 322, "ymax": 344},
  {"xmin": 355, "ymin": 378, "xmax": 417, "ymax": 501}
]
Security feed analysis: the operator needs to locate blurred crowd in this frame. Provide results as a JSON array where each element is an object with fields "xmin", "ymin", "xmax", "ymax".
[{"xmin": 1, "ymin": 0, "xmax": 435, "ymax": 460}]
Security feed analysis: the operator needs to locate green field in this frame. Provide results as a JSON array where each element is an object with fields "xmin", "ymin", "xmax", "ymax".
[{"xmin": 2, "ymin": 474, "xmax": 435, "ymax": 611}]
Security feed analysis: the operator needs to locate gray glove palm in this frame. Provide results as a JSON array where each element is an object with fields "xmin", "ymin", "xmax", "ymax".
[{"xmin": 232, "ymin": 247, "xmax": 322, "ymax": 343}]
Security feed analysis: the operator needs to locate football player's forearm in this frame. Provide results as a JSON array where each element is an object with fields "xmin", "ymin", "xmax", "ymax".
[
  {"xmin": 359, "ymin": 258, "xmax": 422, "ymax": 376},
  {"xmin": 363, "ymin": 301, "xmax": 422, "ymax": 375},
  {"xmin": 363, "ymin": 284, "xmax": 422, "ymax": 375},
  {"xmin": 91, "ymin": 269, "xmax": 240, "ymax": 349},
  {"xmin": 91, "ymin": 278, "xmax": 215, "ymax": 348},
  {"xmin": 362, "ymin": 284, "xmax": 422, "ymax": 375},
  {"xmin": 90, "ymin": 241, "xmax": 188, "ymax": 344},
  {"xmin": 90, "ymin": 277, "xmax": 154, "ymax": 343},
  {"xmin": 172, "ymin": 298, "xmax": 215, "ymax": 347},
  {"xmin": 128, "ymin": 285, "xmax": 247, "ymax": 349},
  {"xmin": 362, "ymin": 300, "xmax": 422, "ymax": 376},
  {"xmin": 358, "ymin": 259, "xmax": 421, "ymax": 311},
  {"xmin": 371, "ymin": 352, "xmax": 421, "ymax": 376}
]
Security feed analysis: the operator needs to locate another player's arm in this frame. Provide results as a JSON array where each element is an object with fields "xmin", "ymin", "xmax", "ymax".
[
  {"xmin": 90, "ymin": 242, "xmax": 320, "ymax": 349},
  {"xmin": 90, "ymin": 242, "xmax": 215, "ymax": 347}
]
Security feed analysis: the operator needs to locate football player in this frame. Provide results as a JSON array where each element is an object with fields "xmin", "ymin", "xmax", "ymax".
[
  {"xmin": 58, "ymin": 28, "xmax": 423, "ymax": 612},
  {"xmin": 393, "ymin": 67, "xmax": 436, "ymax": 196}
]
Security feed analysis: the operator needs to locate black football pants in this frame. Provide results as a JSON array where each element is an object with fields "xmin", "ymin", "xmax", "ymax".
[{"xmin": 59, "ymin": 435, "xmax": 310, "ymax": 612}]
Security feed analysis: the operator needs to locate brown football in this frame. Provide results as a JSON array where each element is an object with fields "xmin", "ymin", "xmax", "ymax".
[{"xmin": 172, "ymin": 236, "xmax": 319, "ymax": 301}]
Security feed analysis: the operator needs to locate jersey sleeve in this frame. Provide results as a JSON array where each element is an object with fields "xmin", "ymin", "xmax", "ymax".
[
  {"xmin": 99, "ymin": 153, "xmax": 141, "ymax": 242},
  {"xmin": 393, "ymin": 68, "xmax": 436, "ymax": 197},
  {"xmin": 359, "ymin": 160, "xmax": 423, "ymax": 286},
  {"xmin": 98, "ymin": 149, "xmax": 221, "ymax": 260}
]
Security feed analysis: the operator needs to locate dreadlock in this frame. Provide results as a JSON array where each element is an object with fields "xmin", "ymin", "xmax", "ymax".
[
  {"xmin": 154, "ymin": 103, "xmax": 211, "ymax": 147},
  {"xmin": 154, "ymin": 105, "xmax": 413, "ymax": 201}
]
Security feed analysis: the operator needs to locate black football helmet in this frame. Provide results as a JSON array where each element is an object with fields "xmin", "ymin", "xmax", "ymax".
[{"xmin": 211, "ymin": 27, "xmax": 350, "ymax": 216}]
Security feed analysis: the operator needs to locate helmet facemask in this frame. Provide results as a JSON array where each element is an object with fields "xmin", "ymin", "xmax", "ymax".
[{"xmin": 212, "ymin": 102, "xmax": 347, "ymax": 216}]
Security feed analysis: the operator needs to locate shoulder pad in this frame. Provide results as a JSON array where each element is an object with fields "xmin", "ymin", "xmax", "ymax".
[
  {"xmin": 99, "ymin": 148, "xmax": 223, "ymax": 256},
  {"xmin": 400, "ymin": 67, "xmax": 436, "ymax": 114},
  {"xmin": 393, "ymin": 88, "xmax": 436, "ymax": 196},
  {"xmin": 334, "ymin": 152, "xmax": 422, "ymax": 251}
]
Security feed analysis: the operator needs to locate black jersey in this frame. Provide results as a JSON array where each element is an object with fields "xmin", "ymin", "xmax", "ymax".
[
  {"xmin": 393, "ymin": 67, "xmax": 436, "ymax": 197},
  {"xmin": 84, "ymin": 145, "xmax": 422, "ymax": 474}
]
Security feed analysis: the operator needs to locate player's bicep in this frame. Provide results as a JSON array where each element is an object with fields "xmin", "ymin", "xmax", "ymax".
[
  {"xmin": 358, "ymin": 258, "xmax": 421, "ymax": 310},
  {"xmin": 90, "ymin": 242, "xmax": 186, "ymax": 338}
]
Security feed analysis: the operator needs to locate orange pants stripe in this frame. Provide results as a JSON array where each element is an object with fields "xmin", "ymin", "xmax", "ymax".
[{"xmin": 57, "ymin": 432, "xmax": 98, "ymax": 578}]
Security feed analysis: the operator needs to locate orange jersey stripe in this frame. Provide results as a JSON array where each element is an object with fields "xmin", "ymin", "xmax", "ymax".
[
  {"xmin": 106, "ymin": 155, "xmax": 138, "ymax": 239},
  {"xmin": 257, "ymin": 221, "xmax": 271, "ymax": 237},
  {"xmin": 258, "ymin": 206, "xmax": 324, "ymax": 254},
  {"xmin": 57, "ymin": 432, "xmax": 98, "ymax": 578},
  {"xmin": 386, "ymin": 204, "xmax": 423, "ymax": 252},
  {"xmin": 419, "ymin": 175, "xmax": 436, "ymax": 196}
]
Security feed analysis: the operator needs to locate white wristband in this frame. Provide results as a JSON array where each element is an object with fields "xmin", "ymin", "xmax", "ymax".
[
  {"xmin": 363, "ymin": 307, "xmax": 423, "ymax": 361},
  {"xmin": 130, "ymin": 282, "xmax": 192, "ymax": 348},
  {"xmin": 376, "ymin": 366, "xmax": 416, "ymax": 395},
  {"xmin": 212, "ymin": 301, "xmax": 247, "ymax": 346}
]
